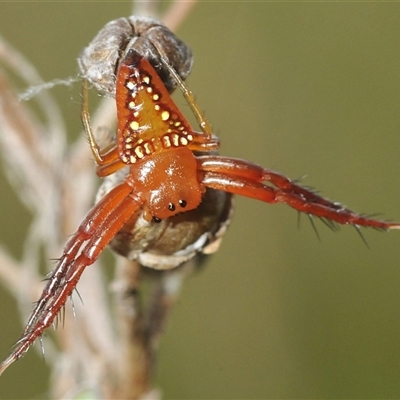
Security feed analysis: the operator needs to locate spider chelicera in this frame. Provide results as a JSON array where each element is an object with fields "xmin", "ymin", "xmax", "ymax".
[{"xmin": 0, "ymin": 21, "xmax": 399, "ymax": 376}]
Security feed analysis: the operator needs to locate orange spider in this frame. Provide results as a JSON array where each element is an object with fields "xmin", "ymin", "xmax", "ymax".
[{"xmin": 0, "ymin": 34, "xmax": 399, "ymax": 376}]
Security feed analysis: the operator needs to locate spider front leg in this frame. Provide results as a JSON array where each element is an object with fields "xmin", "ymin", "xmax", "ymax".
[
  {"xmin": 82, "ymin": 79, "xmax": 127, "ymax": 177},
  {"xmin": 197, "ymin": 155, "xmax": 400, "ymax": 230},
  {"xmin": 0, "ymin": 182, "xmax": 142, "ymax": 376}
]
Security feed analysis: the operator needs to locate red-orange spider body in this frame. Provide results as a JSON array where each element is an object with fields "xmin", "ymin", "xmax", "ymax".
[
  {"xmin": 113, "ymin": 50, "xmax": 206, "ymax": 220},
  {"xmin": 0, "ymin": 22, "xmax": 399, "ymax": 376}
]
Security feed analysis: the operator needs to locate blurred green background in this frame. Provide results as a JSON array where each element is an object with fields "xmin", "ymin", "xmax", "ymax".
[{"xmin": 1, "ymin": 2, "xmax": 400, "ymax": 399}]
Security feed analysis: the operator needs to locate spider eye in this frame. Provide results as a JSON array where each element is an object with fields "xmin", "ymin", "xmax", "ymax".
[
  {"xmin": 168, "ymin": 202, "xmax": 175, "ymax": 211},
  {"xmin": 178, "ymin": 199, "xmax": 187, "ymax": 208},
  {"xmin": 152, "ymin": 216, "xmax": 162, "ymax": 223}
]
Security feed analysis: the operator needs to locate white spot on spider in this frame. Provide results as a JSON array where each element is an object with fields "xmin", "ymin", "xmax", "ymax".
[
  {"xmin": 126, "ymin": 81, "xmax": 135, "ymax": 90},
  {"xmin": 163, "ymin": 136, "xmax": 171, "ymax": 148},
  {"xmin": 135, "ymin": 146, "xmax": 144, "ymax": 158},
  {"xmin": 161, "ymin": 111, "xmax": 170, "ymax": 121},
  {"xmin": 130, "ymin": 121, "xmax": 139, "ymax": 130},
  {"xmin": 171, "ymin": 134, "xmax": 179, "ymax": 146}
]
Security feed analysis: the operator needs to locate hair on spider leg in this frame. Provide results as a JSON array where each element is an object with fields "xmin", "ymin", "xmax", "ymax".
[
  {"xmin": 354, "ymin": 225, "xmax": 370, "ymax": 248},
  {"xmin": 42, "ymin": 267, "xmax": 57, "ymax": 282},
  {"xmin": 301, "ymin": 210, "xmax": 373, "ymax": 248},
  {"xmin": 291, "ymin": 176, "xmax": 322, "ymax": 194},
  {"xmin": 318, "ymin": 217, "xmax": 340, "ymax": 232},
  {"xmin": 296, "ymin": 212, "xmax": 335, "ymax": 237},
  {"xmin": 47, "ymin": 257, "xmax": 63, "ymax": 268},
  {"xmin": 39, "ymin": 336, "xmax": 45, "ymax": 362},
  {"xmin": 12, "ymin": 333, "xmax": 46, "ymax": 363},
  {"xmin": 70, "ymin": 295, "xmax": 77, "ymax": 322},
  {"xmin": 307, "ymin": 213, "xmax": 321, "ymax": 242},
  {"xmin": 52, "ymin": 305, "xmax": 65, "ymax": 330},
  {"xmin": 62, "ymin": 304, "xmax": 66, "ymax": 327},
  {"xmin": 73, "ymin": 287, "xmax": 84, "ymax": 306}
]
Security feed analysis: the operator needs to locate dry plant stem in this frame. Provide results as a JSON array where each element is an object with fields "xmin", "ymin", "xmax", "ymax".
[
  {"xmin": 162, "ymin": 0, "xmax": 197, "ymax": 31},
  {"xmin": 116, "ymin": 263, "xmax": 165, "ymax": 400},
  {"xmin": 114, "ymin": 260, "xmax": 148, "ymax": 400},
  {"xmin": 114, "ymin": 258, "xmax": 196, "ymax": 400},
  {"xmin": 132, "ymin": 0, "xmax": 159, "ymax": 19}
]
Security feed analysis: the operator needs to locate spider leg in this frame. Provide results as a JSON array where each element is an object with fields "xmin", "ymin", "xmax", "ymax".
[
  {"xmin": 188, "ymin": 131, "xmax": 220, "ymax": 152},
  {"xmin": 197, "ymin": 155, "xmax": 400, "ymax": 230},
  {"xmin": 81, "ymin": 79, "xmax": 127, "ymax": 177},
  {"xmin": 24, "ymin": 182, "xmax": 134, "ymax": 333},
  {"xmin": 0, "ymin": 182, "xmax": 142, "ymax": 376},
  {"xmin": 154, "ymin": 44, "xmax": 214, "ymax": 138}
]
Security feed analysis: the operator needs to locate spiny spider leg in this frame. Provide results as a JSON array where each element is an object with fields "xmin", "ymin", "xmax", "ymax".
[
  {"xmin": 152, "ymin": 46, "xmax": 399, "ymax": 228},
  {"xmin": 23, "ymin": 182, "xmax": 133, "ymax": 333},
  {"xmin": 197, "ymin": 155, "xmax": 400, "ymax": 230},
  {"xmin": 0, "ymin": 183, "xmax": 141, "ymax": 376}
]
